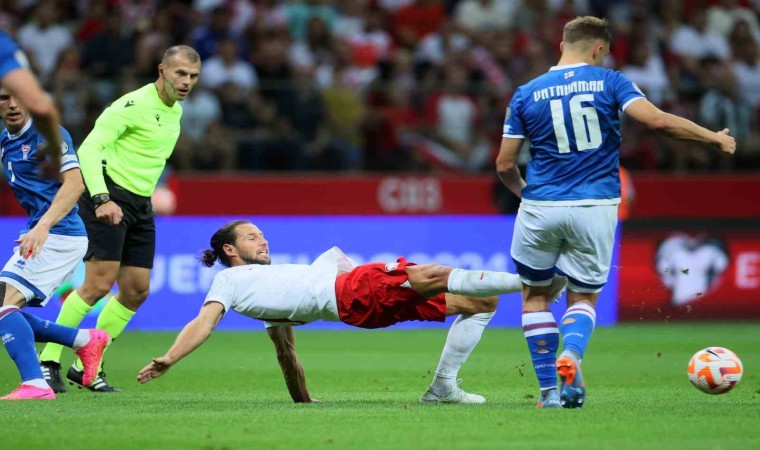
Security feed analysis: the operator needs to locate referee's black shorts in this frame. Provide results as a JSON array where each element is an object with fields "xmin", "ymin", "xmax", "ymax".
[{"xmin": 79, "ymin": 173, "xmax": 155, "ymax": 269}]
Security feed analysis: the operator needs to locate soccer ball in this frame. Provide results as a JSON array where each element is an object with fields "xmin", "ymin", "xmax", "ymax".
[{"xmin": 687, "ymin": 347, "xmax": 743, "ymax": 395}]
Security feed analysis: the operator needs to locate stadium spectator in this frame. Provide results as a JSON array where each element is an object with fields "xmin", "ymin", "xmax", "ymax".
[
  {"xmin": 732, "ymin": 32, "xmax": 760, "ymax": 108},
  {"xmin": 192, "ymin": 5, "xmax": 238, "ymax": 60},
  {"xmin": 698, "ymin": 57, "xmax": 759, "ymax": 169},
  {"xmin": 2, "ymin": 1, "xmax": 758, "ymax": 174},
  {"xmin": 416, "ymin": 64, "xmax": 491, "ymax": 171},
  {"xmin": 136, "ymin": 220, "xmax": 565, "ymax": 403},
  {"xmin": 392, "ymin": 0, "xmax": 447, "ymax": 48},
  {"xmin": 341, "ymin": 7, "xmax": 393, "ymax": 69},
  {"xmin": 334, "ymin": 0, "xmax": 366, "ymax": 40},
  {"xmin": 81, "ymin": 9, "xmax": 134, "ymax": 80},
  {"xmin": 454, "ymin": 0, "xmax": 521, "ymax": 32},
  {"xmin": 289, "ymin": 16, "xmax": 335, "ymax": 69},
  {"xmin": 415, "ymin": 19, "xmax": 470, "ymax": 65},
  {"xmin": 193, "ymin": 0, "xmax": 255, "ymax": 35},
  {"xmin": 133, "ymin": 9, "xmax": 174, "ymax": 78},
  {"xmin": 49, "ymin": 48, "xmax": 92, "ymax": 144},
  {"xmin": 620, "ymin": 42, "xmax": 669, "ymax": 106},
  {"xmin": 284, "ymin": 0, "xmax": 338, "ymax": 41},
  {"xmin": 17, "ymin": 0, "xmax": 73, "ymax": 84},
  {"xmin": 707, "ymin": 0, "xmax": 760, "ymax": 44},
  {"xmin": 75, "ymin": 0, "xmax": 108, "ymax": 43},
  {"xmin": 201, "ymin": 37, "xmax": 258, "ymax": 93},
  {"xmin": 172, "ymin": 85, "xmax": 235, "ymax": 171},
  {"xmin": 670, "ymin": 7, "xmax": 731, "ymax": 65}
]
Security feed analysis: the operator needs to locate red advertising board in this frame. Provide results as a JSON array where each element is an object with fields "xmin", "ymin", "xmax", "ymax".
[
  {"xmin": 619, "ymin": 227, "xmax": 760, "ymax": 321},
  {"xmin": 2, "ymin": 173, "xmax": 760, "ymax": 217},
  {"xmin": 172, "ymin": 174, "xmax": 500, "ymax": 215}
]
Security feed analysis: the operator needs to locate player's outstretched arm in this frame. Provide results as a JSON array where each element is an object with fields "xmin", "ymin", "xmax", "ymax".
[
  {"xmin": 17, "ymin": 168, "xmax": 84, "ymax": 259},
  {"xmin": 267, "ymin": 326, "xmax": 314, "ymax": 403},
  {"xmin": 496, "ymin": 137, "xmax": 527, "ymax": 197},
  {"xmin": 2, "ymin": 69, "xmax": 62, "ymax": 176},
  {"xmin": 624, "ymin": 99, "xmax": 736, "ymax": 155},
  {"xmin": 137, "ymin": 302, "xmax": 224, "ymax": 384}
]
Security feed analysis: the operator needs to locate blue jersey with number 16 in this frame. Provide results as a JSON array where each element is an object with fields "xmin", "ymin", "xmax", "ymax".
[{"xmin": 503, "ymin": 63, "xmax": 645, "ymax": 206}]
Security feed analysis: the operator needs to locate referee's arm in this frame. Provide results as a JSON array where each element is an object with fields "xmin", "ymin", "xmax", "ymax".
[{"xmin": 78, "ymin": 105, "xmax": 129, "ymax": 196}]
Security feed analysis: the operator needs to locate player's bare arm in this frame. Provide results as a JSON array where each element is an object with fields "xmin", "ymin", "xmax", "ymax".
[
  {"xmin": 496, "ymin": 137, "xmax": 527, "ymax": 197},
  {"xmin": 624, "ymin": 99, "xmax": 736, "ymax": 155},
  {"xmin": 267, "ymin": 325, "xmax": 314, "ymax": 403},
  {"xmin": 17, "ymin": 168, "xmax": 84, "ymax": 260},
  {"xmin": 137, "ymin": 302, "xmax": 224, "ymax": 383},
  {"xmin": 1, "ymin": 69, "xmax": 62, "ymax": 176}
]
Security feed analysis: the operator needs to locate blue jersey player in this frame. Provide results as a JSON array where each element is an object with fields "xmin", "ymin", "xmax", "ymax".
[
  {"xmin": 0, "ymin": 30, "xmax": 63, "ymax": 176},
  {"xmin": 0, "ymin": 87, "xmax": 110, "ymax": 400},
  {"xmin": 496, "ymin": 17, "xmax": 736, "ymax": 409}
]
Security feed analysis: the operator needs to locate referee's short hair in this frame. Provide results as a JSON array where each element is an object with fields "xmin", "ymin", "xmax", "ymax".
[{"xmin": 162, "ymin": 45, "xmax": 201, "ymax": 66}]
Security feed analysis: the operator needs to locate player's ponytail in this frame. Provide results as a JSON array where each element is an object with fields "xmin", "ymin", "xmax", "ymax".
[
  {"xmin": 200, "ymin": 249, "xmax": 217, "ymax": 267},
  {"xmin": 199, "ymin": 220, "xmax": 251, "ymax": 268}
]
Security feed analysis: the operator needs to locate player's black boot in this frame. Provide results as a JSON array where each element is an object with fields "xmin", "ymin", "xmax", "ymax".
[
  {"xmin": 67, "ymin": 364, "xmax": 121, "ymax": 392},
  {"xmin": 40, "ymin": 360, "xmax": 67, "ymax": 393}
]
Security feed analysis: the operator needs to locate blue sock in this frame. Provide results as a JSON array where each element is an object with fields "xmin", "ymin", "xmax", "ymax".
[
  {"xmin": 22, "ymin": 312, "xmax": 77, "ymax": 347},
  {"xmin": 522, "ymin": 311, "xmax": 559, "ymax": 391},
  {"xmin": 0, "ymin": 306, "xmax": 44, "ymax": 382},
  {"xmin": 559, "ymin": 302, "xmax": 596, "ymax": 359}
]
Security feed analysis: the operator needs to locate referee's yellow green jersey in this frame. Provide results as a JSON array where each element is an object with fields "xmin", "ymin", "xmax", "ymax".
[{"xmin": 78, "ymin": 83, "xmax": 182, "ymax": 197}]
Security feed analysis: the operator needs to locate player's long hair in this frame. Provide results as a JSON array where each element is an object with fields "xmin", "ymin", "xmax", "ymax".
[{"xmin": 200, "ymin": 220, "xmax": 250, "ymax": 268}]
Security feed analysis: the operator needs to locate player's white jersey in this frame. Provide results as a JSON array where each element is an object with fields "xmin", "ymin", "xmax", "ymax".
[{"xmin": 204, "ymin": 247, "xmax": 356, "ymax": 327}]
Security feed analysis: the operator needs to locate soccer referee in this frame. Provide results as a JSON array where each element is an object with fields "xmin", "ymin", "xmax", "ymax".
[{"xmin": 38, "ymin": 45, "xmax": 201, "ymax": 392}]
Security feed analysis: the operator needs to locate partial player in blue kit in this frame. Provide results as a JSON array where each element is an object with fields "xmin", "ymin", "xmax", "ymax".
[
  {"xmin": 0, "ymin": 30, "xmax": 63, "ymax": 175},
  {"xmin": 496, "ymin": 16, "xmax": 736, "ymax": 408},
  {"xmin": 0, "ymin": 85, "xmax": 110, "ymax": 400}
]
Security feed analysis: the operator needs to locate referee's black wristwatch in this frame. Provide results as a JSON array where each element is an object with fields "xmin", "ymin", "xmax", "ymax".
[{"xmin": 92, "ymin": 193, "xmax": 111, "ymax": 209}]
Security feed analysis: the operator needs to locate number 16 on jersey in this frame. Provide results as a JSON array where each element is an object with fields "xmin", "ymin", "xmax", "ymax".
[{"xmin": 550, "ymin": 94, "xmax": 602, "ymax": 153}]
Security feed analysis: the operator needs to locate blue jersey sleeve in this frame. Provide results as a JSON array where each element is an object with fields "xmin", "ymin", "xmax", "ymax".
[
  {"xmin": 608, "ymin": 71, "xmax": 646, "ymax": 112},
  {"xmin": 502, "ymin": 88, "xmax": 526, "ymax": 138},
  {"xmin": 58, "ymin": 127, "xmax": 79, "ymax": 173},
  {"xmin": 0, "ymin": 32, "xmax": 26, "ymax": 79}
]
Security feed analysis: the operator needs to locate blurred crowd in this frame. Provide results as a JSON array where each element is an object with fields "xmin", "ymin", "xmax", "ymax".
[{"xmin": 2, "ymin": 0, "xmax": 759, "ymax": 173}]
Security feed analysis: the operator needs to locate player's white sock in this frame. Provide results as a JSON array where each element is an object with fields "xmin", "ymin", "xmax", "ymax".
[
  {"xmin": 431, "ymin": 312, "xmax": 495, "ymax": 394},
  {"xmin": 447, "ymin": 269, "xmax": 521, "ymax": 297},
  {"xmin": 25, "ymin": 378, "xmax": 50, "ymax": 389},
  {"xmin": 71, "ymin": 329, "xmax": 91, "ymax": 350}
]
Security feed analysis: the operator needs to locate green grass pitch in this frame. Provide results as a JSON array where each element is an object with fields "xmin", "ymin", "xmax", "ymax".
[{"xmin": 0, "ymin": 323, "xmax": 757, "ymax": 450}]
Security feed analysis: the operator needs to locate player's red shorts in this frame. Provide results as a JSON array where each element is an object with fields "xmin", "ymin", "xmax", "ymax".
[{"xmin": 334, "ymin": 257, "xmax": 447, "ymax": 329}]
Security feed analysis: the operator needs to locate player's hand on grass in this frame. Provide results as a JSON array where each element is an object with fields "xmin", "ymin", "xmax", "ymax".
[
  {"xmin": 96, "ymin": 200, "xmax": 124, "ymax": 226},
  {"xmin": 716, "ymin": 128, "xmax": 736, "ymax": 155},
  {"xmin": 137, "ymin": 356, "xmax": 172, "ymax": 383},
  {"xmin": 16, "ymin": 225, "xmax": 49, "ymax": 259}
]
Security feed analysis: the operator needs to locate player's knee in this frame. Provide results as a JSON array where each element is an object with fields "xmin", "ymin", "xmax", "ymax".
[
  {"xmin": 122, "ymin": 286, "xmax": 150, "ymax": 305},
  {"xmin": 423, "ymin": 265, "xmax": 452, "ymax": 285},
  {"xmin": 479, "ymin": 296, "xmax": 499, "ymax": 313},
  {"xmin": 469, "ymin": 296, "xmax": 498, "ymax": 314},
  {"xmin": 79, "ymin": 282, "xmax": 114, "ymax": 303}
]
